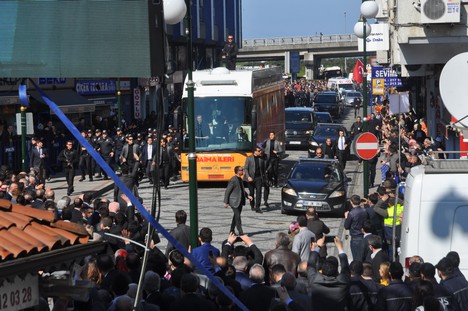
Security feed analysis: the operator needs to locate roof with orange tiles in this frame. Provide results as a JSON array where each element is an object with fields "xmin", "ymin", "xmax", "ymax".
[{"xmin": 0, "ymin": 199, "xmax": 90, "ymax": 262}]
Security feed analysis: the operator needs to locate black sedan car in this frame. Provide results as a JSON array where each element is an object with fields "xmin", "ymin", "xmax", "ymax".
[
  {"xmin": 313, "ymin": 91, "xmax": 342, "ymax": 118},
  {"xmin": 285, "ymin": 107, "xmax": 316, "ymax": 149},
  {"xmin": 281, "ymin": 158, "xmax": 348, "ymax": 216},
  {"xmin": 307, "ymin": 123, "xmax": 349, "ymax": 157}
]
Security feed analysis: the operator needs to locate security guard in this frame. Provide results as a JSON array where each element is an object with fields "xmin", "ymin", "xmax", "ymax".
[
  {"xmin": 374, "ymin": 186, "xmax": 404, "ymax": 260},
  {"xmin": 98, "ymin": 130, "xmax": 114, "ymax": 180}
]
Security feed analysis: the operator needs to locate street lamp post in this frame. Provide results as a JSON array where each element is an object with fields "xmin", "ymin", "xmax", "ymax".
[
  {"xmin": 354, "ymin": 0, "xmax": 378, "ymax": 198},
  {"xmin": 18, "ymin": 82, "xmax": 29, "ymax": 172},
  {"xmin": 184, "ymin": 0, "xmax": 199, "ymax": 249}
]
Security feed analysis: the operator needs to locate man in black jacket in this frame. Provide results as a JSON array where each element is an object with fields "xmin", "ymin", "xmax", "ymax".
[
  {"xmin": 222, "ymin": 35, "xmax": 238, "ymax": 70},
  {"xmin": 437, "ymin": 257, "xmax": 468, "ymax": 311},
  {"xmin": 307, "ymin": 236, "xmax": 351, "ymax": 310},
  {"xmin": 376, "ymin": 262, "xmax": 413, "ymax": 311},
  {"xmin": 57, "ymin": 140, "xmax": 79, "ymax": 196}
]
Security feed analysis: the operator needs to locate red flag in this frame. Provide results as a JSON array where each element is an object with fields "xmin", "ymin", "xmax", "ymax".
[{"xmin": 352, "ymin": 59, "xmax": 364, "ymax": 84}]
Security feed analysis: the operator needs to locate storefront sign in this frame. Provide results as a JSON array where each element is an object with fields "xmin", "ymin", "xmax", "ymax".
[
  {"xmin": 0, "ymin": 78, "xmax": 22, "ymax": 91},
  {"xmin": 0, "ymin": 274, "xmax": 39, "ymax": 311},
  {"xmin": 134, "ymin": 88, "xmax": 141, "ymax": 119},
  {"xmin": 372, "ymin": 66, "xmax": 402, "ymax": 87},
  {"xmin": 0, "ymin": 96, "xmax": 20, "ymax": 106},
  {"xmin": 358, "ymin": 23, "xmax": 389, "ymax": 52},
  {"xmin": 75, "ymin": 80, "xmax": 117, "ymax": 95},
  {"xmin": 36, "ymin": 78, "xmax": 75, "ymax": 89}
]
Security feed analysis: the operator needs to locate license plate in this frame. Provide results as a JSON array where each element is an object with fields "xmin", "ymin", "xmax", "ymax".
[
  {"xmin": 304, "ymin": 201, "xmax": 322, "ymax": 207},
  {"xmin": 290, "ymin": 141, "xmax": 301, "ymax": 145}
]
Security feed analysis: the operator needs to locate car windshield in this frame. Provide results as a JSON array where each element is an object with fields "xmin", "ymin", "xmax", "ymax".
[
  {"xmin": 291, "ymin": 164, "xmax": 341, "ymax": 182},
  {"xmin": 286, "ymin": 111, "xmax": 312, "ymax": 124},
  {"xmin": 315, "ymin": 113, "xmax": 332, "ymax": 123},
  {"xmin": 314, "ymin": 126, "xmax": 343, "ymax": 138},
  {"xmin": 315, "ymin": 95, "xmax": 336, "ymax": 103},
  {"xmin": 340, "ymin": 84, "xmax": 355, "ymax": 91}
]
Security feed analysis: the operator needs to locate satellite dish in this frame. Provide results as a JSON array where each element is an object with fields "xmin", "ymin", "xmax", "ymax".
[{"xmin": 440, "ymin": 52, "xmax": 468, "ymax": 127}]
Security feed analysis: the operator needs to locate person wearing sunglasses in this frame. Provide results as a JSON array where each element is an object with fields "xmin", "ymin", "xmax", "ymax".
[
  {"xmin": 224, "ymin": 166, "xmax": 253, "ymax": 236},
  {"xmin": 222, "ymin": 35, "xmax": 238, "ymax": 70}
]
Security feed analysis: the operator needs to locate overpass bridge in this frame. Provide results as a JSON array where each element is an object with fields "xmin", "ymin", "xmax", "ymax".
[{"xmin": 238, "ymin": 34, "xmax": 375, "ymax": 78}]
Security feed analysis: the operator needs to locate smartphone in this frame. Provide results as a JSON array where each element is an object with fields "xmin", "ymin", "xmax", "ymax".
[
  {"xmin": 324, "ymin": 235, "xmax": 336, "ymax": 243},
  {"xmin": 310, "ymin": 236, "xmax": 316, "ymax": 243}
]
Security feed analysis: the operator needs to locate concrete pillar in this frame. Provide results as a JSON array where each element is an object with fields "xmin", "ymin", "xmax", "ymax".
[{"xmin": 303, "ymin": 52, "xmax": 314, "ymax": 80}]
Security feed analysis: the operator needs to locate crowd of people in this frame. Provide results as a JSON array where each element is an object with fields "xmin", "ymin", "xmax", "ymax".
[{"xmin": 0, "ymin": 74, "xmax": 464, "ymax": 310}]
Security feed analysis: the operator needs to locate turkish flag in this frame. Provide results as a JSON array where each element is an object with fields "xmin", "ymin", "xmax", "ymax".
[{"xmin": 352, "ymin": 59, "xmax": 364, "ymax": 84}]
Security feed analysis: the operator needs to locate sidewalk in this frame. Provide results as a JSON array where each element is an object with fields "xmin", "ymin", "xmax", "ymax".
[{"xmin": 46, "ymin": 172, "xmax": 115, "ymax": 200}]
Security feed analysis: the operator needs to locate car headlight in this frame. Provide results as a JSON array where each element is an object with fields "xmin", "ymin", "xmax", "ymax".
[
  {"xmin": 305, "ymin": 130, "xmax": 312, "ymax": 135},
  {"xmin": 309, "ymin": 141, "xmax": 319, "ymax": 146},
  {"xmin": 329, "ymin": 190, "xmax": 345, "ymax": 198},
  {"xmin": 282, "ymin": 187, "xmax": 297, "ymax": 196}
]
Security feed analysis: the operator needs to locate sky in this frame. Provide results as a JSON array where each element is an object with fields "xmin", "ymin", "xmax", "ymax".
[{"xmin": 242, "ymin": 0, "xmax": 362, "ymax": 39}]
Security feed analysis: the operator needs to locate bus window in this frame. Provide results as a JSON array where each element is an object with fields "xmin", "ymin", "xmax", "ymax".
[{"xmin": 183, "ymin": 97, "xmax": 253, "ymax": 151}]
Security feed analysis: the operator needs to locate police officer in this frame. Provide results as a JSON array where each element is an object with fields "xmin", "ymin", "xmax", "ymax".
[
  {"xmin": 99, "ymin": 130, "xmax": 114, "ymax": 180},
  {"xmin": 79, "ymin": 130, "xmax": 93, "ymax": 182},
  {"xmin": 93, "ymin": 129, "xmax": 103, "ymax": 178}
]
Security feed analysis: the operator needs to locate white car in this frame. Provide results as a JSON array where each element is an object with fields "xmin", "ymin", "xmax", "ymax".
[{"xmin": 343, "ymin": 91, "xmax": 363, "ymax": 107}]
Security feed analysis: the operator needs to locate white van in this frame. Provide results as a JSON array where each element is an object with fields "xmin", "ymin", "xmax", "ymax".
[
  {"xmin": 327, "ymin": 78, "xmax": 355, "ymax": 98},
  {"xmin": 399, "ymin": 159, "xmax": 468, "ymax": 278}
]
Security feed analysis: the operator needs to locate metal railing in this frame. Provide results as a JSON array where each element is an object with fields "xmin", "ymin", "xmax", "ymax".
[{"xmin": 242, "ymin": 34, "xmax": 357, "ymax": 47}]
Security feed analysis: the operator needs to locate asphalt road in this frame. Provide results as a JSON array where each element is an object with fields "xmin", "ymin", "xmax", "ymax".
[{"xmin": 101, "ymin": 106, "xmax": 366, "ymax": 258}]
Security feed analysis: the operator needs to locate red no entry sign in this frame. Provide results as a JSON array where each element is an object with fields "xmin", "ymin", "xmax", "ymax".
[{"xmin": 353, "ymin": 132, "xmax": 379, "ymax": 160}]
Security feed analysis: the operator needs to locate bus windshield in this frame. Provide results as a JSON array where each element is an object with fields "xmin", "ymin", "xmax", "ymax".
[{"xmin": 183, "ymin": 97, "xmax": 253, "ymax": 152}]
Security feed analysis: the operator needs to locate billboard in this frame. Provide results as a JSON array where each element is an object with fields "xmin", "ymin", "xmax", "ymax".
[{"xmin": 0, "ymin": 1, "xmax": 165, "ymax": 78}]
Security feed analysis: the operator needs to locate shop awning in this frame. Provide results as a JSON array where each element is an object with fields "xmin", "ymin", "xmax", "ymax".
[{"xmin": 28, "ymin": 89, "xmax": 95, "ymax": 114}]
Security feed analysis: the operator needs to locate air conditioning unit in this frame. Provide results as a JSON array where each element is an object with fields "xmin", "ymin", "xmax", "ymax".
[{"xmin": 420, "ymin": 0, "xmax": 461, "ymax": 24}]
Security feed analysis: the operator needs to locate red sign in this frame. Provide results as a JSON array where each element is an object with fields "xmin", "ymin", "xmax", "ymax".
[{"xmin": 354, "ymin": 132, "xmax": 379, "ymax": 160}]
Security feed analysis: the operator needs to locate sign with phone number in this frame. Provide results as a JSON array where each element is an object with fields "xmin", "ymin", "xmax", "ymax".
[{"xmin": 0, "ymin": 274, "xmax": 38, "ymax": 311}]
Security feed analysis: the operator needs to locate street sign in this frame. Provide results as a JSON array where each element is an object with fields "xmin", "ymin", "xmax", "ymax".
[
  {"xmin": 372, "ymin": 78, "xmax": 385, "ymax": 95},
  {"xmin": 372, "ymin": 66, "xmax": 403, "ymax": 87},
  {"xmin": 353, "ymin": 132, "xmax": 380, "ymax": 160}
]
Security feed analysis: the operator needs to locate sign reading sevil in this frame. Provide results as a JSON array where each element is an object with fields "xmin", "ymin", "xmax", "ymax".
[{"xmin": 372, "ymin": 66, "xmax": 402, "ymax": 87}]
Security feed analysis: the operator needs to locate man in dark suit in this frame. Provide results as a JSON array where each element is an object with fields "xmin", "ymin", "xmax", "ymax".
[
  {"xmin": 154, "ymin": 138, "xmax": 175, "ymax": 189},
  {"xmin": 98, "ymin": 130, "xmax": 114, "ymax": 180},
  {"xmin": 263, "ymin": 131, "xmax": 284, "ymax": 187},
  {"xmin": 57, "ymin": 140, "xmax": 79, "ymax": 196},
  {"xmin": 30, "ymin": 139, "xmax": 47, "ymax": 185},
  {"xmin": 165, "ymin": 210, "xmax": 191, "ymax": 257},
  {"xmin": 239, "ymin": 263, "xmax": 276, "ymax": 311},
  {"xmin": 367, "ymin": 234, "xmax": 389, "ymax": 283},
  {"xmin": 195, "ymin": 114, "xmax": 211, "ymax": 147},
  {"xmin": 335, "ymin": 129, "xmax": 350, "ymax": 169},
  {"xmin": 140, "ymin": 135, "xmax": 156, "ymax": 184},
  {"xmin": 224, "ymin": 166, "xmax": 252, "ymax": 236},
  {"xmin": 244, "ymin": 147, "xmax": 268, "ymax": 213},
  {"xmin": 322, "ymin": 137, "xmax": 336, "ymax": 159}
]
